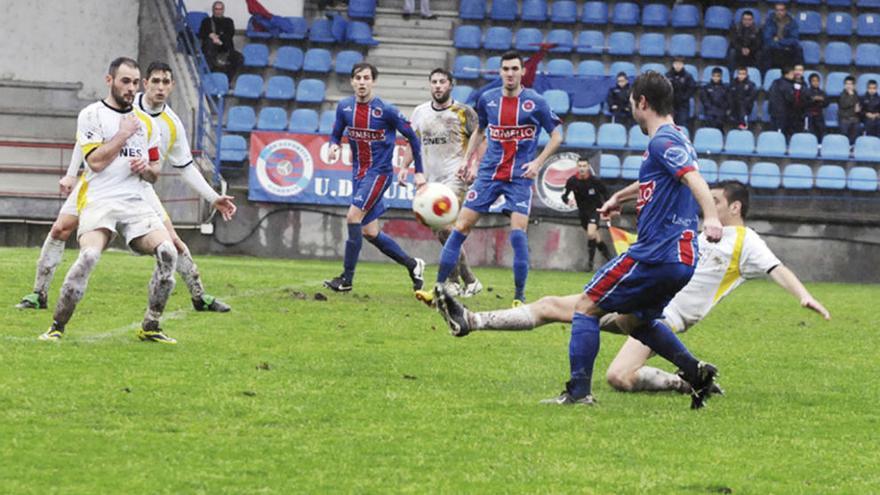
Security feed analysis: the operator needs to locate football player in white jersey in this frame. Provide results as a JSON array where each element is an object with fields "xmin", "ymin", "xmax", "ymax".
[
  {"xmin": 17, "ymin": 61, "xmax": 236, "ymax": 314},
  {"xmin": 434, "ymin": 180, "xmax": 830, "ymax": 393},
  {"xmin": 401, "ymin": 68, "xmax": 482, "ymax": 297}
]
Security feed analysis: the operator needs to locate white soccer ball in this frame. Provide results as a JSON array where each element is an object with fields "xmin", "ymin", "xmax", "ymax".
[{"xmin": 412, "ymin": 182, "xmax": 460, "ymax": 229}]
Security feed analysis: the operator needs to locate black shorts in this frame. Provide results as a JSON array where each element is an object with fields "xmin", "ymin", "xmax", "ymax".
[{"xmin": 578, "ymin": 210, "xmax": 600, "ymax": 229}]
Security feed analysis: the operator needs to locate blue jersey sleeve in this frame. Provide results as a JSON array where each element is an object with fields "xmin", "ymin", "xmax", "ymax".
[
  {"xmin": 535, "ymin": 96, "xmax": 563, "ymax": 134},
  {"xmin": 389, "ymin": 105, "xmax": 423, "ymax": 174},
  {"xmin": 330, "ymin": 102, "xmax": 346, "ymax": 145},
  {"xmin": 648, "ymin": 135, "xmax": 698, "ymax": 180}
]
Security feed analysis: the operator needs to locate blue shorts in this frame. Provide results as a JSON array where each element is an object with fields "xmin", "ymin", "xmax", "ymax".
[
  {"xmin": 462, "ymin": 178, "xmax": 533, "ymax": 216},
  {"xmin": 352, "ymin": 172, "xmax": 391, "ymax": 224},
  {"xmin": 583, "ymin": 254, "xmax": 695, "ymax": 321}
]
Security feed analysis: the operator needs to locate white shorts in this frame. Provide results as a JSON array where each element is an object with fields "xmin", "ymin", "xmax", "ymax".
[
  {"xmin": 77, "ymin": 198, "xmax": 166, "ymax": 246},
  {"xmin": 429, "ymin": 174, "xmax": 468, "ymax": 203},
  {"xmin": 661, "ymin": 302, "xmax": 690, "ymax": 334},
  {"xmin": 59, "ymin": 180, "xmax": 83, "ymax": 217},
  {"xmin": 59, "ymin": 181, "xmax": 168, "ymax": 222}
]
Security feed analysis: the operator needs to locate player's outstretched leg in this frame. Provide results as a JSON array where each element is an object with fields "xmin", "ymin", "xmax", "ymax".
[
  {"xmin": 18, "ymin": 215, "xmax": 78, "ymax": 309},
  {"xmin": 435, "ymin": 285, "xmax": 539, "ymax": 337},
  {"xmin": 38, "ymin": 246, "xmax": 102, "ymax": 341},
  {"xmin": 139, "ymin": 241, "xmax": 178, "ymax": 344},
  {"xmin": 365, "ymin": 231, "xmax": 425, "ymax": 291},
  {"xmin": 325, "ymin": 222, "xmax": 361, "ymax": 292},
  {"xmin": 176, "ymin": 246, "xmax": 231, "ymax": 313},
  {"xmin": 510, "ymin": 229, "xmax": 529, "ymax": 305}
]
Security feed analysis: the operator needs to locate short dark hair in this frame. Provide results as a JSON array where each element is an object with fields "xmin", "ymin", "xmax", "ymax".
[
  {"xmin": 742, "ymin": 10, "xmax": 754, "ymax": 18},
  {"xmin": 808, "ymin": 73, "xmax": 820, "ymax": 82},
  {"xmin": 711, "ymin": 67, "xmax": 723, "ymax": 75},
  {"xmin": 351, "ymin": 62, "xmax": 378, "ymax": 80},
  {"xmin": 631, "ymin": 71, "xmax": 674, "ymax": 116},
  {"xmin": 712, "ymin": 180, "xmax": 750, "ymax": 219},
  {"xmin": 500, "ymin": 50, "xmax": 524, "ymax": 67},
  {"xmin": 616, "ymin": 71, "xmax": 628, "ymax": 79},
  {"xmin": 845, "ymin": 76, "xmax": 856, "ymax": 83},
  {"xmin": 145, "ymin": 62, "xmax": 173, "ymax": 80},
  {"xmin": 108, "ymin": 57, "xmax": 139, "ymax": 77},
  {"xmin": 782, "ymin": 65, "xmax": 794, "ymax": 75},
  {"xmin": 736, "ymin": 67, "xmax": 748, "ymax": 72},
  {"xmin": 429, "ymin": 68, "xmax": 453, "ymax": 83},
  {"xmin": 869, "ymin": 80, "xmax": 878, "ymax": 87}
]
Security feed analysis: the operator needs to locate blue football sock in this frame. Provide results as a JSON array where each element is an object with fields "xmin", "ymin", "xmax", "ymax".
[
  {"xmin": 437, "ymin": 229, "xmax": 467, "ymax": 283},
  {"xmin": 630, "ymin": 319, "xmax": 699, "ymax": 378},
  {"xmin": 367, "ymin": 232, "xmax": 415, "ymax": 270},
  {"xmin": 342, "ymin": 223, "xmax": 362, "ymax": 282},
  {"xmin": 568, "ymin": 312, "xmax": 600, "ymax": 398},
  {"xmin": 510, "ymin": 229, "xmax": 529, "ymax": 301}
]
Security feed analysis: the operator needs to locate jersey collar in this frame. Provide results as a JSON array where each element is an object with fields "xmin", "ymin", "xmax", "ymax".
[
  {"xmin": 136, "ymin": 93, "xmax": 166, "ymax": 117},
  {"xmin": 100, "ymin": 99, "xmax": 132, "ymax": 114}
]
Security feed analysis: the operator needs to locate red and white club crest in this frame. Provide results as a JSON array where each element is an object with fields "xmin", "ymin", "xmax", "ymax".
[
  {"xmin": 521, "ymin": 100, "xmax": 535, "ymax": 112},
  {"xmin": 466, "ymin": 189, "xmax": 478, "ymax": 202},
  {"xmin": 636, "ymin": 180, "xmax": 656, "ymax": 213},
  {"xmin": 372, "ymin": 106, "xmax": 383, "ymax": 118}
]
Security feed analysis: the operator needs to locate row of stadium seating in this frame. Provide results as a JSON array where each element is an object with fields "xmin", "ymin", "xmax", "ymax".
[
  {"xmin": 185, "ymin": 11, "xmax": 377, "ymax": 45},
  {"xmin": 241, "ymin": 45, "xmax": 364, "ymax": 75},
  {"xmin": 225, "ymin": 106, "xmax": 335, "ymax": 133},
  {"xmin": 202, "ymin": 73, "xmax": 326, "ymax": 103}
]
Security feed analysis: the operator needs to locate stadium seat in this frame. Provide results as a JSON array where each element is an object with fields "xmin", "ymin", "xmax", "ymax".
[
  {"xmin": 347, "ymin": 21, "xmax": 377, "ymax": 46},
  {"xmin": 546, "ymin": 59, "xmax": 574, "ymax": 76},
  {"xmin": 335, "ymin": 50, "xmax": 363, "ymax": 76},
  {"xmin": 826, "ymin": 12, "xmax": 853, "ymax": 37},
  {"xmin": 848, "ymin": 166, "xmax": 879, "ymax": 191},
  {"xmin": 451, "ymin": 85, "xmax": 473, "ymax": 103},
  {"xmin": 551, "ymin": 1, "xmax": 578, "ymax": 23},
  {"xmin": 718, "ymin": 160, "xmax": 749, "ymax": 183},
  {"xmin": 825, "ymin": 72, "xmax": 849, "ymax": 97},
  {"xmin": 577, "ymin": 60, "xmax": 605, "ymax": 77},
  {"xmin": 701, "ymin": 35, "xmax": 728, "ymax": 60},
  {"xmin": 628, "ymin": 126, "xmax": 649, "ymax": 150},
  {"xmin": 669, "ymin": 34, "xmax": 696, "ymax": 58},
  {"xmin": 459, "ymin": 0, "xmax": 485, "ymax": 20},
  {"xmin": 859, "ymin": 0, "xmax": 880, "ymax": 9},
  {"xmin": 454, "ymin": 25, "xmax": 482, "ymax": 49},
  {"xmin": 453, "ymin": 55, "xmax": 481, "ymax": 80},
  {"xmin": 788, "ymin": 133, "xmax": 819, "ymax": 159},
  {"xmin": 546, "ymin": 29, "xmax": 574, "ymax": 52},
  {"xmin": 798, "ymin": 0, "xmax": 821, "ymax": 5},
  {"xmin": 295, "ymin": 79, "xmax": 325, "ymax": 103},
  {"xmin": 608, "ymin": 32, "xmax": 636, "ymax": 56},
  {"xmin": 348, "ymin": 0, "xmax": 376, "ymax": 20},
  {"xmin": 538, "ymin": 127, "xmax": 554, "ymax": 146},
  {"xmin": 609, "ymin": 61, "xmax": 636, "ymax": 78},
  {"xmin": 641, "ymin": 4, "xmax": 670, "ymax": 27},
  {"xmin": 824, "ymin": 42, "xmax": 852, "ymax": 66},
  {"xmin": 571, "ymin": 103, "xmax": 601, "ymax": 116},
  {"xmin": 219, "ymin": 134, "xmax": 248, "ymax": 163},
  {"xmin": 564, "ymin": 122, "xmax": 596, "ymax": 148},
  {"xmin": 797, "ymin": 11, "xmax": 822, "ymax": 36},
  {"xmin": 704, "ymin": 6, "xmax": 732, "ymax": 30},
  {"xmin": 854, "ymin": 136, "xmax": 880, "ymax": 162},
  {"xmin": 782, "ymin": 164, "xmax": 813, "ymax": 189},
  {"xmin": 257, "ymin": 107, "xmax": 288, "ymax": 131},
  {"xmin": 303, "ymin": 48, "xmax": 332, "ymax": 73},
  {"xmin": 543, "ymin": 89, "xmax": 570, "ymax": 115},
  {"xmin": 724, "ymin": 130, "xmax": 755, "ymax": 155},
  {"xmin": 242, "ymin": 43, "xmax": 269, "ymax": 68},
  {"xmin": 308, "ymin": 19, "xmax": 335, "ymax": 43},
  {"xmin": 827, "ymin": 0, "xmax": 852, "ymax": 6},
  {"xmin": 856, "ymin": 44, "xmax": 880, "ymax": 68},
  {"xmin": 756, "ymin": 131, "xmax": 787, "ymax": 157},
  {"xmin": 597, "ymin": 123, "xmax": 628, "ymax": 149},
  {"xmin": 611, "ymin": 2, "xmax": 640, "ymax": 26},
  {"xmin": 203, "ymin": 72, "xmax": 229, "ymax": 96},
  {"xmin": 521, "ymin": 0, "xmax": 548, "ymax": 22},
  {"xmin": 684, "ymin": 64, "xmax": 699, "ymax": 82},
  {"xmin": 274, "ymin": 46, "xmax": 304, "ymax": 72},
  {"xmin": 858, "ymin": 14, "xmax": 880, "ymax": 38},
  {"xmin": 750, "ymin": 162, "xmax": 781, "ymax": 189},
  {"xmin": 621, "ymin": 155, "xmax": 642, "ymax": 180},
  {"xmin": 225, "ymin": 105, "xmax": 256, "ymax": 132},
  {"xmin": 582, "ymin": 2, "xmax": 609, "ymax": 25},
  {"xmin": 599, "ymin": 154, "xmax": 621, "ymax": 179},
  {"xmin": 318, "ymin": 110, "xmax": 335, "ymax": 134},
  {"xmin": 640, "ymin": 63, "xmax": 667, "ymax": 74},
  {"xmin": 698, "ymin": 158, "xmax": 718, "ymax": 183},
  {"xmin": 762, "ymin": 68, "xmax": 781, "ymax": 92},
  {"xmin": 639, "ymin": 33, "xmax": 666, "ymax": 57},
  {"xmin": 289, "ymin": 108, "xmax": 319, "ymax": 133},
  {"xmin": 278, "ymin": 17, "xmax": 308, "ymax": 41},
  {"xmin": 857, "ymin": 73, "xmax": 880, "ymax": 94},
  {"xmin": 484, "ymin": 27, "xmax": 513, "ymax": 51},
  {"xmin": 484, "ymin": 56, "xmax": 501, "ymax": 79},
  {"xmin": 694, "ymin": 128, "xmax": 723, "ymax": 154},
  {"xmin": 747, "ymin": 67, "xmax": 762, "ymax": 88},
  {"xmin": 490, "ymin": 0, "xmax": 517, "ymax": 21},
  {"xmin": 576, "ymin": 31, "xmax": 604, "ymax": 54},
  {"xmin": 825, "ymin": 103, "xmax": 839, "ymax": 128},
  {"xmin": 821, "ymin": 134, "xmax": 851, "ymax": 160},
  {"xmin": 815, "ymin": 165, "xmax": 847, "ymax": 190},
  {"xmin": 265, "ymin": 75, "xmax": 295, "ymax": 101},
  {"xmin": 246, "ymin": 17, "xmax": 272, "ymax": 39},
  {"xmin": 232, "ymin": 74, "xmax": 263, "ymax": 99},
  {"xmin": 801, "ymin": 40, "xmax": 820, "ymax": 65},
  {"xmin": 701, "ymin": 66, "xmax": 730, "ymax": 84},
  {"xmin": 671, "ymin": 4, "xmax": 699, "ymax": 28},
  {"xmin": 184, "ymin": 11, "xmax": 208, "ymax": 35},
  {"xmin": 515, "ymin": 28, "xmax": 544, "ymax": 52}
]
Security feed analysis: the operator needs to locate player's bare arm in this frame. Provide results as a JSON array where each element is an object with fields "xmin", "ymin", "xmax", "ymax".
[
  {"xmin": 522, "ymin": 127, "xmax": 563, "ymax": 179},
  {"xmin": 86, "ymin": 113, "xmax": 140, "ymax": 172},
  {"xmin": 680, "ymin": 170, "xmax": 722, "ymax": 242},
  {"xmin": 132, "ymin": 157, "xmax": 160, "ymax": 183},
  {"xmin": 598, "ymin": 181, "xmax": 640, "ymax": 219},
  {"xmin": 397, "ymin": 144, "xmax": 414, "ymax": 185},
  {"xmin": 769, "ymin": 265, "xmax": 831, "ymax": 320}
]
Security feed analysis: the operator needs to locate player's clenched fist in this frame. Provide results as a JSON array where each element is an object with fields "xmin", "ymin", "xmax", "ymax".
[{"xmin": 118, "ymin": 114, "xmax": 140, "ymax": 138}]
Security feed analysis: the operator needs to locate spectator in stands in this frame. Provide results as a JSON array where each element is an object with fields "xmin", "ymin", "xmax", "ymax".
[
  {"xmin": 760, "ymin": 3, "xmax": 803, "ymax": 73},
  {"xmin": 700, "ymin": 67, "xmax": 729, "ymax": 130},
  {"xmin": 666, "ymin": 57, "xmax": 697, "ymax": 129},
  {"xmin": 728, "ymin": 67, "xmax": 757, "ymax": 130},
  {"xmin": 606, "ymin": 72, "xmax": 633, "ymax": 127},
  {"xmin": 767, "ymin": 65, "xmax": 795, "ymax": 135},
  {"xmin": 838, "ymin": 76, "xmax": 861, "ymax": 144},
  {"xmin": 727, "ymin": 10, "xmax": 762, "ymax": 75},
  {"xmin": 860, "ymin": 80, "xmax": 880, "ymax": 138},
  {"xmin": 803, "ymin": 73, "xmax": 828, "ymax": 140},
  {"xmin": 199, "ymin": 1, "xmax": 241, "ymax": 78},
  {"xmin": 790, "ymin": 64, "xmax": 807, "ymax": 135},
  {"xmin": 403, "ymin": 0, "xmax": 436, "ymax": 20}
]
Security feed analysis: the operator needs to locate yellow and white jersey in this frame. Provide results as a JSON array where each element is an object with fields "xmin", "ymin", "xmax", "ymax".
[
  {"xmin": 135, "ymin": 92, "xmax": 193, "ymax": 169},
  {"xmin": 664, "ymin": 226, "xmax": 781, "ymax": 331},
  {"xmin": 410, "ymin": 100, "xmax": 477, "ymax": 183},
  {"xmin": 75, "ymin": 100, "xmax": 160, "ymax": 210}
]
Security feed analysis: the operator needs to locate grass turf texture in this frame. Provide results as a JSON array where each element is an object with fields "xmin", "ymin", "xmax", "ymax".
[{"xmin": 1, "ymin": 246, "xmax": 878, "ymax": 494}]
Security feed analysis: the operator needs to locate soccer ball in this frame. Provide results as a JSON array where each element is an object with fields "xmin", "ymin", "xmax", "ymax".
[{"xmin": 412, "ymin": 182, "xmax": 460, "ymax": 229}]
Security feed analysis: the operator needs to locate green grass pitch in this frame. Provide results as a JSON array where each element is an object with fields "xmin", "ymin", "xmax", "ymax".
[{"xmin": 1, "ymin": 247, "xmax": 878, "ymax": 494}]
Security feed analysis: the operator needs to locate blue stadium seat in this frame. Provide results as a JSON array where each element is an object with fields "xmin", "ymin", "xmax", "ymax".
[
  {"xmin": 295, "ymin": 79, "xmax": 326, "ymax": 103},
  {"xmin": 246, "ymin": 17, "xmax": 272, "ymax": 39},
  {"xmin": 564, "ymin": 122, "xmax": 596, "ymax": 148},
  {"xmin": 599, "ymin": 154, "xmax": 621, "ymax": 179},
  {"xmin": 701, "ymin": 66, "xmax": 730, "ymax": 84},
  {"xmin": 308, "ymin": 19, "xmax": 335, "ymax": 43},
  {"xmin": 576, "ymin": 31, "xmax": 604, "ymax": 54},
  {"xmin": 857, "ymin": 73, "xmax": 880, "ymax": 93},
  {"xmin": 543, "ymin": 89, "xmax": 570, "ymax": 114},
  {"xmin": 669, "ymin": 34, "xmax": 696, "ymax": 57},
  {"xmin": 185, "ymin": 11, "xmax": 208, "ymax": 35},
  {"xmin": 515, "ymin": 28, "xmax": 544, "ymax": 52},
  {"xmin": 219, "ymin": 134, "xmax": 247, "ymax": 163},
  {"xmin": 303, "ymin": 48, "xmax": 332, "ymax": 73},
  {"xmin": 203, "ymin": 72, "xmax": 229, "ymax": 96},
  {"xmin": 639, "ymin": 33, "xmax": 666, "ymax": 57},
  {"xmin": 750, "ymin": 162, "xmax": 781, "ymax": 189},
  {"xmin": 756, "ymin": 131, "xmax": 787, "ymax": 157},
  {"xmin": 348, "ymin": 0, "xmax": 376, "ymax": 20},
  {"xmin": 551, "ymin": 1, "xmax": 578, "ymax": 23},
  {"xmin": 628, "ymin": 126, "xmax": 649, "ymax": 149},
  {"xmin": 788, "ymin": 133, "xmax": 819, "ymax": 159},
  {"xmin": 734, "ymin": 8, "xmax": 760, "ymax": 26},
  {"xmin": 848, "ymin": 166, "xmax": 879, "ymax": 191},
  {"xmin": 608, "ymin": 32, "xmax": 636, "ymax": 55},
  {"xmin": 571, "ymin": 103, "xmax": 601, "ymax": 116},
  {"xmin": 856, "ymin": 44, "xmax": 880, "ymax": 68},
  {"xmin": 815, "ymin": 165, "xmax": 846, "ymax": 190},
  {"xmin": 335, "ymin": 50, "xmax": 363, "ymax": 76},
  {"xmin": 640, "ymin": 63, "xmax": 667, "ymax": 74},
  {"xmin": 797, "ymin": 11, "xmax": 822, "ymax": 36},
  {"xmin": 821, "ymin": 134, "xmax": 851, "ymax": 160},
  {"xmin": 274, "ymin": 46, "xmax": 304, "ymax": 72},
  {"xmin": 484, "ymin": 27, "xmax": 513, "ymax": 51},
  {"xmin": 453, "ymin": 55, "xmax": 481, "ymax": 80},
  {"xmin": 724, "ymin": 130, "xmax": 755, "ymax": 155},
  {"xmin": 347, "ymin": 21, "xmax": 378, "ymax": 46},
  {"xmin": 490, "ymin": 0, "xmax": 517, "ymax": 21},
  {"xmin": 824, "ymin": 42, "xmax": 852, "ymax": 66},
  {"xmin": 858, "ymin": 14, "xmax": 880, "ymax": 38},
  {"xmin": 801, "ymin": 40, "xmax": 820, "ymax": 65},
  {"xmin": 232, "ymin": 74, "xmax": 263, "ymax": 99},
  {"xmin": 538, "ymin": 127, "xmax": 555, "ymax": 146},
  {"xmin": 825, "ymin": 103, "xmax": 839, "ymax": 128},
  {"xmin": 577, "ymin": 60, "xmax": 605, "ymax": 76},
  {"xmin": 226, "ymin": 106, "xmax": 256, "ymax": 132},
  {"xmin": 827, "ymin": 0, "xmax": 853, "ymax": 6},
  {"xmin": 621, "ymin": 155, "xmax": 642, "ymax": 179},
  {"xmin": 451, "ymin": 85, "xmax": 473, "ymax": 103},
  {"xmin": 718, "ymin": 160, "xmax": 749, "ymax": 183},
  {"xmin": 318, "ymin": 110, "xmax": 335, "ymax": 134},
  {"xmin": 289, "ymin": 108, "xmax": 319, "ymax": 133},
  {"xmin": 257, "ymin": 107, "xmax": 288, "ymax": 131},
  {"xmin": 521, "ymin": 0, "xmax": 548, "ymax": 22},
  {"xmin": 265, "ymin": 75, "xmax": 295, "ymax": 101},
  {"xmin": 854, "ymin": 136, "xmax": 880, "ymax": 162},
  {"xmin": 454, "ymin": 25, "xmax": 482, "ymax": 49},
  {"xmin": 582, "ymin": 2, "xmax": 609, "ymax": 25},
  {"xmin": 278, "ymin": 17, "xmax": 308, "ymax": 41},
  {"xmin": 642, "ymin": 4, "xmax": 670, "ymax": 27},
  {"xmin": 459, "ymin": 0, "xmax": 485, "ymax": 20},
  {"xmin": 782, "ymin": 164, "xmax": 813, "ymax": 189},
  {"xmin": 826, "ymin": 12, "xmax": 853, "ymax": 37},
  {"xmin": 797, "ymin": 0, "xmax": 820, "ymax": 4},
  {"xmin": 484, "ymin": 56, "xmax": 501, "ymax": 80},
  {"xmin": 825, "ymin": 72, "xmax": 849, "ymax": 97},
  {"xmin": 242, "ymin": 43, "xmax": 269, "ymax": 68},
  {"xmin": 747, "ymin": 67, "xmax": 762, "ymax": 87},
  {"xmin": 684, "ymin": 64, "xmax": 699, "ymax": 82},
  {"xmin": 598, "ymin": 123, "xmax": 628, "ymax": 149},
  {"xmin": 546, "ymin": 59, "xmax": 574, "ymax": 76},
  {"xmin": 612, "ymin": 2, "xmax": 640, "ymax": 26},
  {"xmin": 694, "ymin": 128, "xmax": 723, "ymax": 154},
  {"xmin": 859, "ymin": 0, "xmax": 880, "ymax": 8},
  {"xmin": 546, "ymin": 29, "xmax": 574, "ymax": 52},
  {"xmin": 698, "ymin": 158, "xmax": 718, "ymax": 183},
  {"xmin": 704, "ymin": 6, "xmax": 732, "ymax": 30},
  {"xmin": 609, "ymin": 61, "xmax": 636, "ymax": 78},
  {"xmin": 671, "ymin": 4, "xmax": 699, "ymax": 28},
  {"xmin": 762, "ymin": 68, "xmax": 781, "ymax": 92},
  {"xmin": 701, "ymin": 35, "xmax": 728, "ymax": 60}
]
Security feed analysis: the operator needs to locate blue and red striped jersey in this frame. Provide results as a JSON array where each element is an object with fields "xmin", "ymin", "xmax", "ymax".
[
  {"xmin": 330, "ymin": 96, "xmax": 422, "ymax": 179},
  {"xmin": 626, "ymin": 124, "xmax": 700, "ymax": 265},
  {"xmin": 475, "ymin": 88, "xmax": 561, "ymax": 182}
]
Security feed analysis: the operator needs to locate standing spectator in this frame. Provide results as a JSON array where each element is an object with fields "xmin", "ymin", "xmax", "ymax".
[
  {"xmin": 700, "ymin": 67, "xmax": 729, "ymax": 130},
  {"xmin": 727, "ymin": 10, "xmax": 762, "ymax": 74},
  {"xmin": 666, "ymin": 57, "xmax": 697, "ymax": 129},
  {"xmin": 199, "ymin": 1, "xmax": 241, "ymax": 78},
  {"xmin": 561, "ymin": 156, "xmax": 611, "ymax": 272},
  {"xmin": 767, "ymin": 65, "xmax": 795, "ymax": 135},
  {"xmin": 860, "ymin": 80, "xmax": 880, "ymax": 137},
  {"xmin": 728, "ymin": 67, "xmax": 757, "ymax": 129},
  {"xmin": 760, "ymin": 3, "xmax": 804, "ymax": 72},
  {"xmin": 802, "ymin": 73, "xmax": 828, "ymax": 140},
  {"xmin": 790, "ymin": 64, "xmax": 807, "ymax": 135},
  {"xmin": 403, "ymin": 0, "xmax": 436, "ymax": 20},
  {"xmin": 838, "ymin": 76, "xmax": 861, "ymax": 144},
  {"xmin": 606, "ymin": 72, "xmax": 633, "ymax": 127}
]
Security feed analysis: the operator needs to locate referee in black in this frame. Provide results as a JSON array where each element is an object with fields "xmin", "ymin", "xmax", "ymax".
[{"xmin": 561, "ymin": 154, "xmax": 612, "ymax": 271}]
